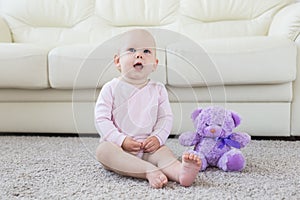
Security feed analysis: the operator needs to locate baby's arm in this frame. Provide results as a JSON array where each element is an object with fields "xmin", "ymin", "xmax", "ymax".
[
  {"xmin": 94, "ymin": 83, "xmax": 127, "ymax": 146},
  {"xmin": 150, "ymin": 85, "xmax": 173, "ymax": 146}
]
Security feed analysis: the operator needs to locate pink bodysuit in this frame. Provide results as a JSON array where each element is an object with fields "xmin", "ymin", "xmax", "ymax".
[{"xmin": 94, "ymin": 78, "xmax": 173, "ymax": 156}]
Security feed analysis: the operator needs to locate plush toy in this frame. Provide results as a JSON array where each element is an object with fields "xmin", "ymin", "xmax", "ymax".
[{"xmin": 179, "ymin": 106, "xmax": 251, "ymax": 172}]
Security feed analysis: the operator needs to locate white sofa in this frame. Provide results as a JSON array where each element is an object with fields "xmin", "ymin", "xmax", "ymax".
[{"xmin": 0, "ymin": 0, "xmax": 299, "ymax": 137}]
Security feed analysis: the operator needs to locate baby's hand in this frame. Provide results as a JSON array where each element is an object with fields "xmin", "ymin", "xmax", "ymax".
[
  {"xmin": 121, "ymin": 137, "xmax": 142, "ymax": 154},
  {"xmin": 142, "ymin": 136, "xmax": 160, "ymax": 153}
]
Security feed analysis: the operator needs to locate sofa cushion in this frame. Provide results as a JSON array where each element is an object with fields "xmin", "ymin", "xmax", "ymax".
[
  {"xmin": 0, "ymin": 0, "xmax": 93, "ymax": 27},
  {"xmin": 0, "ymin": 17, "xmax": 11, "ymax": 42},
  {"xmin": 269, "ymin": 2, "xmax": 300, "ymax": 40},
  {"xmin": 95, "ymin": 0, "xmax": 178, "ymax": 26},
  {"xmin": 0, "ymin": 44, "xmax": 49, "ymax": 89},
  {"xmin": 166, "ymin": 37, "xmax": 297, "ymax": 87},
  {"xmin": 179, "ymin": 0, "xmax": 293, "ymax": 39},
  {"xmin": 48, "ymin": 44, "xmax": 107, "ymax": 89},
  {"xmin": 0, "ymin": 0, "xmax": 95, "ymax": 44}
]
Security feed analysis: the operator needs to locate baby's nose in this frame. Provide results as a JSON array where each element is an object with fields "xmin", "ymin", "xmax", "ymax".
[{"xmin": 135, "ymin": 52, "xmax": 143, "ymax": 59}]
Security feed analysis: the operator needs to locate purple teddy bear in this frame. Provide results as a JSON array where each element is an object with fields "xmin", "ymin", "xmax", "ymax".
[{"xmin": 179, "ymin": 106, "xmax": 251, "ymax": 172}]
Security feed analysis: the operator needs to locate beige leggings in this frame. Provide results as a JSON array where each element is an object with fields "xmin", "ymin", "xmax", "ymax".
[{"xmin": 96, "ymin": 141, "xmax": 182, "ymax": 182}]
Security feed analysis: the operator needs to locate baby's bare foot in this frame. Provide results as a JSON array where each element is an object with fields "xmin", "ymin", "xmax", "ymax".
[
  {"xmin": 146, "ymin": 170, "xmax": 168, "ymax": 189},
  {"xmin": 179, "ymin": 152, "xmax": 202, "ymax": 187}
]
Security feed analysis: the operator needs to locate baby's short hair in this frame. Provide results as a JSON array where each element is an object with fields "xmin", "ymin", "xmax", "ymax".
[{"xmin": 117, "ymin": 29, "xmax": 157, "ymax": 54}]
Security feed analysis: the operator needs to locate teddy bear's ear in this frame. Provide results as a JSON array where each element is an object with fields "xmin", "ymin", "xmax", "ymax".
[
  {"xmin": 231, "ymin": 111, "xmax": 241, "ymax": 127},
  {"xmin": 191, "ymin": 108, "xmax": 203, "ymax": 121}
]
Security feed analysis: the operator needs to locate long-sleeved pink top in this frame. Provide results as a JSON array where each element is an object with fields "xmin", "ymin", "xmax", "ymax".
[{"xmin": 94, "ymin": 78, "xmax": 173, "ymax": 147}]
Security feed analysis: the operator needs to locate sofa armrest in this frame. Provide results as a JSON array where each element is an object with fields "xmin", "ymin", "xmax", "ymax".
[
  {"xmin": 268, "ymin": 2, "xmax": 300, "ymax": 41},
  {"xmin": 0, "ymin": 16, "xmax": 12, "ymax": 42}
]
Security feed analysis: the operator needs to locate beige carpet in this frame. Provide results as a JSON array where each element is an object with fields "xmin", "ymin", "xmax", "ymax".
[{"xmin": 1, "ymin": 136, "xmax": 300, "ymax": 199}]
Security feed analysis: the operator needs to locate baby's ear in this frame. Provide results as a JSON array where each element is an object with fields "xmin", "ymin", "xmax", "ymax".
[
  {"xmin": 191, "ymin": 108, "xmax": 203, "ymax": 121},
  {"xmin": 231, "ymin": 111, "xmax": 241, "ymax": 127},
  {"xmin": 152, "ymin": 58, "xmax": 159, "ymax": 71},
  {"xmin": 114, "ymin": 54, "xmax": 121, "ymax": 71}
]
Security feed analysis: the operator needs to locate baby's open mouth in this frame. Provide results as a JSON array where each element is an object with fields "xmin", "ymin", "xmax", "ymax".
[{"xmin": 133, "ymin": 62, "xmax": 143, "ymax": 70}]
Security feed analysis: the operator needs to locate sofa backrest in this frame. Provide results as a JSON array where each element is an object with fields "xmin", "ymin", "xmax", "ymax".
[{"xmin": 0, "ymin": 0, "xmax": 294, "ymax": 44}]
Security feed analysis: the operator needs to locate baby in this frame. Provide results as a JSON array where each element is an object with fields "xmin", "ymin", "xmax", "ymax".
[{"xmin": 95, "ymin": 29, "xmax": 201, "ymax": 188}]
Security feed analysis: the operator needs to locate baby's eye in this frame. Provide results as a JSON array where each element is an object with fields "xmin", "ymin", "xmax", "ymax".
[
  {"xmin": 143, "ymin": 49, "xmax": 151, "ymax": 54},
  {"xmin": 205, "ymin": 123, "xmax": 209, "ymax": 126},
  {"xmin": 127, "ymin": 48, "xmax": 136, "ymax": 53}
]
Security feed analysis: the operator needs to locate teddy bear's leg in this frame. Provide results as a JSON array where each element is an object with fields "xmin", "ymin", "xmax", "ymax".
[
  {"xmin": 198, "ymin": 153, "xmax": 208, "ymax": 171},
  {"xmin": 217, "ymin": 149, "xmax": 245, "ymax": 172}
]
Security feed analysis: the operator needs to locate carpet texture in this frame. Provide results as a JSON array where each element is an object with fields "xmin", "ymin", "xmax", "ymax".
[{"xmin": 1, "ymin": 136, "xmax": 300, "ymax": 199}]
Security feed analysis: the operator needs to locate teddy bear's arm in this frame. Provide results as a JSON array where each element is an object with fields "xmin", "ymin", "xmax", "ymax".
[
  {"xmin": 178, "ymin": 131, "xmax": 198, "ymax": 146},
  {"xmin": 231, "ymin": 132, "xmax": 251, "ymax": 148}
]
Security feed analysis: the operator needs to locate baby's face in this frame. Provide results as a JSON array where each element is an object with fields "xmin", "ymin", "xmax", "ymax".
[{"xmin": 114, "ymin": 30, "xmax": 158, "ymax": 82}]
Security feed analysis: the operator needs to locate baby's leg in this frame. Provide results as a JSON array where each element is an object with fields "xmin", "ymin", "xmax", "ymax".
[
  {"xmin": 143, "ymin": 146, "xmax": 201, "ymax": 187},
  {"xmin": 179, "ymin": 152, "xmax": 202, "ymax": 186},
  {"xmin": 96, "ymin": 142, "xmax": 167, "ymax": 188}
]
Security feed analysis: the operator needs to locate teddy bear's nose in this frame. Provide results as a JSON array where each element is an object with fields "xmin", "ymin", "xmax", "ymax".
[{"xmin": 210, "ymin": 129, "xmax": 216, "ymax": 134}]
